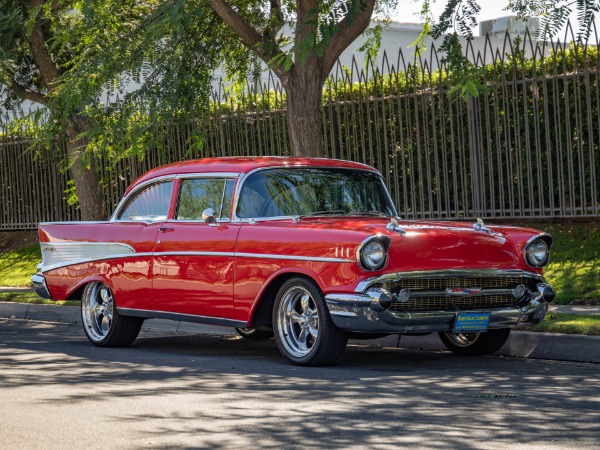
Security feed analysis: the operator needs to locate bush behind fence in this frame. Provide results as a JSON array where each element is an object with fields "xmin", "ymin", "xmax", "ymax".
[{"xmin": 1, "ymin": 30, "xmax": 599, "ymax": 230}]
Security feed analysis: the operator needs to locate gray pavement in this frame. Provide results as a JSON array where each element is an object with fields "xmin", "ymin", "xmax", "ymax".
[
  {"xmin": 2, "ymin": 320, "xmax": 599, "ymax": 449},
  {"xmin": 2, "ymin": 299, "xmax": 600, "ymax": 364}
]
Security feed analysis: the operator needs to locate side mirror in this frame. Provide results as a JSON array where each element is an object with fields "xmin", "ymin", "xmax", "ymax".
[{"xmin": 202, "ymin": 208, "xmax": 217, "ymax": 225}]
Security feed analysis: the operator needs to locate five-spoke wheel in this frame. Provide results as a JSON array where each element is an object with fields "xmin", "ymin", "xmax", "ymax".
[
  {"xmin": 81, "ymin": 281, "xmax": 143, "ymax": 347},
  {"xmin": 273, "ymin": 277, "xmax": 347, "ymax": 366}
]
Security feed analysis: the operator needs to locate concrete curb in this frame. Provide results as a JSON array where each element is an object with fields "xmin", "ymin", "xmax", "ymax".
[{"xmin": 2, "ymin": 301, "xmax": 599, "ymax": 363}]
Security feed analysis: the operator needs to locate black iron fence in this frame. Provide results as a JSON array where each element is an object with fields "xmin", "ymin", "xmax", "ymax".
[{"xmin": 1, "ymin": 30, "xmax": 599, "ymax": 230}]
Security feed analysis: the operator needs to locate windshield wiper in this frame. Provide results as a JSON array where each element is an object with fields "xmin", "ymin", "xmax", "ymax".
[
  {"xmin": 298, "ymin": 209, "xmax": 346, "ymax": 218},
  {"xmin": 348, "ymin": 211, "xmax": 390, "ymax": 217}
]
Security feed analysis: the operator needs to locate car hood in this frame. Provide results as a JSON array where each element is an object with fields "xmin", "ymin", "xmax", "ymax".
[{"xmin": 294, "ymin": 217, "xmax": 539, "ymax": 272}]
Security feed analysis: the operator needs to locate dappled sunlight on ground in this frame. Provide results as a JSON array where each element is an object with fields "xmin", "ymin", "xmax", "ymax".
[{"xmin": 0, "ymin": 321, "xmax": 599, "ymax": 449}]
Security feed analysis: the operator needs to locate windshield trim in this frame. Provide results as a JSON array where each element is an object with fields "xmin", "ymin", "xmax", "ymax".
[{"xmin": 230, "ymin": 165, "xmax": 398, "ymax": 222}]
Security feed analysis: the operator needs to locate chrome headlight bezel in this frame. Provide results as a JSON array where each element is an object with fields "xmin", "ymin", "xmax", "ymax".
[
  {"xmin": 524, "ymin": 235, "xmax": 552, "ymax": 268},
  {"xmin": 357, "ymin": 235, "xmax": 390, "ymax": 271}
]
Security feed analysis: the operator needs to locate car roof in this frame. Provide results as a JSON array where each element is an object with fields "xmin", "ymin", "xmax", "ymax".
[{"xmin": 126, "ymin": 156, "xmax": 378, "ymax": 193}]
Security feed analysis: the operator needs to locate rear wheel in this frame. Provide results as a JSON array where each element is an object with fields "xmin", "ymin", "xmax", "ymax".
[
  {"xmin": 235, "ymin": 327, "xmax": 274, "ymax": 340},
  {"xmin": 81, "ymin": 281, "xmax": 143, "ymax": 347},
  {"xmin": 273, "ymin": 277, "xmax": 347, "ymax": 366},
  {"xmin": 438, "ymin": 328, "xmax": 511, "ymax": 356}
]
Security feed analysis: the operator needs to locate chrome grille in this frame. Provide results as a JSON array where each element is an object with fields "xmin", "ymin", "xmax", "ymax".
[
  {"xmin": 382, "ymin": 276, "xmax": 538, "ymax": 312},
  {"xmin": 390, "ymin": 295, "xmax": 516, "ymax": 311},
  {"xmin": 382, "ymin": 276, "xmax": 533, "ymax": 291}
]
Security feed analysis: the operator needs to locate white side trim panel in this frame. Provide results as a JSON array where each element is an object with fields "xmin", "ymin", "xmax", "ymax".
[{"xmin": 41, "ymin": 242, "xmax": 136, "ymax": 272}]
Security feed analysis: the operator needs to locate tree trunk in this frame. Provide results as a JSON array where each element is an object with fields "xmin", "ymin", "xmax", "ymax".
[
  {"xmin": 64, "ymin": 116, "xmax": 106, "ymax": 221},
  {"xmin": 283, "ymin": 69, "xmax": 326, "ymax": 158}
]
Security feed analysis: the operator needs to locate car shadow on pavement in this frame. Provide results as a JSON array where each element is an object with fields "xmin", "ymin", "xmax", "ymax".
[{"xmin": 1, "ymin": 320, "xmax": 599, "ymax": 449}]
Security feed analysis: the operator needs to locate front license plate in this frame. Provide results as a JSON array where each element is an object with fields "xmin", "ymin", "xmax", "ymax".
[{"xmin": 453, "ymin": 312, "xmax": 491, "ymax": 333}]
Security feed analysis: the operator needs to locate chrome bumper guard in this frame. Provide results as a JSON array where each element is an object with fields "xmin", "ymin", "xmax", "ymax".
[
  {"xmin": 31, "ymin": 267, "xmax": 53, "ymax": 300},
  {"xmin": 325, "ymin": 283, "xmax": 554, "ymax": 334}
]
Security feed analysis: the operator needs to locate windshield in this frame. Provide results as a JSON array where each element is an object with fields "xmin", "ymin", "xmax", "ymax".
[{"xmin": 236, "ymin": 168, "xmax": 397, "ymax": 219}]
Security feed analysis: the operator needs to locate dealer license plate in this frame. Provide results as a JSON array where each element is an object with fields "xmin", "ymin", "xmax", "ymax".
[{"xmin": 453, "ymin": 312, "xmax": 491, "ymax": 333}]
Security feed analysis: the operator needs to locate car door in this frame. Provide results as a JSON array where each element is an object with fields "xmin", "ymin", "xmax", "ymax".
[
  {"xmin": 107, "ymin": 179, "xmax": 175, "ymax": 310},
  {"xmin": 152, "ymin": 175, "xmax": 240, "ymax": 319}
]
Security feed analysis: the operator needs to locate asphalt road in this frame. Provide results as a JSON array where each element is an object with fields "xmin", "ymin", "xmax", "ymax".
[{"xmin": 1, "ymin": 319, "xmax": 599, "ymax": 450}]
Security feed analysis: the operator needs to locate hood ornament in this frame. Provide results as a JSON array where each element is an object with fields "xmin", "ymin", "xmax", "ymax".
[
  {"xmin": 473, "ymin": 218, "xmax": 493, "ymax": 235},
  {"xmin": 386, "ymin": 217, "xmax": 406, "ymax": 235}
]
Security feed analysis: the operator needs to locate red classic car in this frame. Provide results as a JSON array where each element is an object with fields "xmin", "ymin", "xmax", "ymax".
[{"xmin": 32, "ymin": 157, "xmax": 555, "ymax": 365}]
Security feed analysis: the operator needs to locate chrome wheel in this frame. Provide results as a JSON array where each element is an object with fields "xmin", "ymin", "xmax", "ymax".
[
  {"xmin": 276, "ymin": 285, "xmax": 320, "ymax": 358},
  {"xmin": 82, "ymin": 282, "xmax": 114, "ymax": 343},
  {"xmin": 442, "ymin": 332, "xmax": 480, "ymax": 347}
]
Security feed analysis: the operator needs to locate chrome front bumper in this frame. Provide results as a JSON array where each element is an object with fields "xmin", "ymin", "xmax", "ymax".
[
  {"xmin": 31, "ymin": 271, "xmax": 53, "ymax": 300},
  {"xmin": 325, "ymin": 288, "xmax": 552, "ymax": 334}
]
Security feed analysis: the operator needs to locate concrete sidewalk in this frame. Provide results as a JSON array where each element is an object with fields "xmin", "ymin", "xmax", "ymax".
[{"xmin": 1, "ymin": 300, "xmax": 599, "ymax": 364}]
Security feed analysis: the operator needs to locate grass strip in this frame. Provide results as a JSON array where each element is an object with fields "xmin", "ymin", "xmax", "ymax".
[
  {"xmin": 0, "ymin": 292, "xmax": 78, "ymax": 307},
  {"xmin": 537, "ymin": 223, "xmax": 600, "ymax": 305},
  {"xmin": 0, "ymin": 244, "xmax": 40, "ymax": 287},
  {"xmin": 518, "ymin": 312, "xmax": 600, "ymax": 336}
]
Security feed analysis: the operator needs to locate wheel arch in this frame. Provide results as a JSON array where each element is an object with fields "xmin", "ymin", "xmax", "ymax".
[
  {"xmin": 65, "ymin": 276, "xmax": 113, "ymax": 301},
  {"xmin": 246, "ymin": 269, "xmax": 324, "ymax": 328}
]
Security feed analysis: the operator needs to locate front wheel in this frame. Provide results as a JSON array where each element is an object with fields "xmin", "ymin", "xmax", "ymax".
[
  {"xmin": 273, "ymin": 277, "xmax": 347, "ymax": 366},
  {"xmin": 438, "ymin": 328, "xmax": 511, "ymax": 356},
  {"xmin": 81, "ymin": 281, "xmax": 143, "ymax": 347}
]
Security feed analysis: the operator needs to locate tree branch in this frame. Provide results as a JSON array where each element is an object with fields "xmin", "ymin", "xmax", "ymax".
[
  {"xmin": 9, "ymin": 79, "xmax": 49, "ymax": 105},
  {"xmin": 320, "ymin": 0, "xmax": 375, "ymax": 80},
  {"xmin": 25, "ymin": 1, "xmax": 61, "ymax": 91},
  {"xmin": 263, "ymin": 0, "xmax": 284, "ymax": 40},
  {"xmin": 209, "ymin": 0, "xmax": 287, "ymax": 78}
]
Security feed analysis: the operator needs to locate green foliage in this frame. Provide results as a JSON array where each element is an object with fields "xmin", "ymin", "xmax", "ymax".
[
  {"xmin": 423, "ymin": 0, "xmax": 600, "ymax": 100},
  {"xmin": 64, "ymin": 180, "xmax": 78, "ymax": 208},
  {"xmin": 44, "ymin": 0, "xmax": 399, "ymax": 165}
]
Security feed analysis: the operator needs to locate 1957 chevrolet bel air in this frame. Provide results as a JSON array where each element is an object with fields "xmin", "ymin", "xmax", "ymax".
[{"xmin": 32, "ymin": 157, "xmax": 555, "ymax": 365}]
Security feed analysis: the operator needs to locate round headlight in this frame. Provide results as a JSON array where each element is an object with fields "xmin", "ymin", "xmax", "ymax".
[
  {"xmin": 526, "ymin": 238, "xmax": 549, "ymax": 267},
  {"xmin": 360, "ymin": 240, "xmax": 387, "ymax": 270}
]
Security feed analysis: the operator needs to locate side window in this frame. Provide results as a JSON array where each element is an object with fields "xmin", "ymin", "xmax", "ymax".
[
  {"xmin": 177, "ymin": 178, "xmax": 234, "ymax": 221},
  {"xmin": 118, "ymin": 181, "xmax": 173, "ymax": 222}
]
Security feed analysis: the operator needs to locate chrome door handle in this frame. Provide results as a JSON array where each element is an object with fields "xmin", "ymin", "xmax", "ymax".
[{"xmin": 158, "ymin": 227, "xmax": 174, "ymax": 232}]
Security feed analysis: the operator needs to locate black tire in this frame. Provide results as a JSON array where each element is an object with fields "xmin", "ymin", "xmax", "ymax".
[
  {"xmin": 81, "ymin": 281, "xmax": 143, "ymax": 347},
  {"xmin": 273, "ymin": 277, "xmax": 348, "ymax": 366},
  {"xmin": 235, "ymin": 327, "xmax": 274, "ymax": 340},
  {"xmin": 438, "ymin": 328, "xmax": 511, "ymax": 356}
]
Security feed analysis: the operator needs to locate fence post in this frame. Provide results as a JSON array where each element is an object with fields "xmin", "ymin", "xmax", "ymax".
[{"xmin": 467, "ymin": 97, "xmax": 485, "ymax": 218}]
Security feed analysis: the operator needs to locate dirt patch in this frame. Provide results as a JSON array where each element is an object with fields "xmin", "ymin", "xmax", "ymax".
[{"xmin": 0, "ymin": 231, "xmax": 39, "ymax": 253}]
